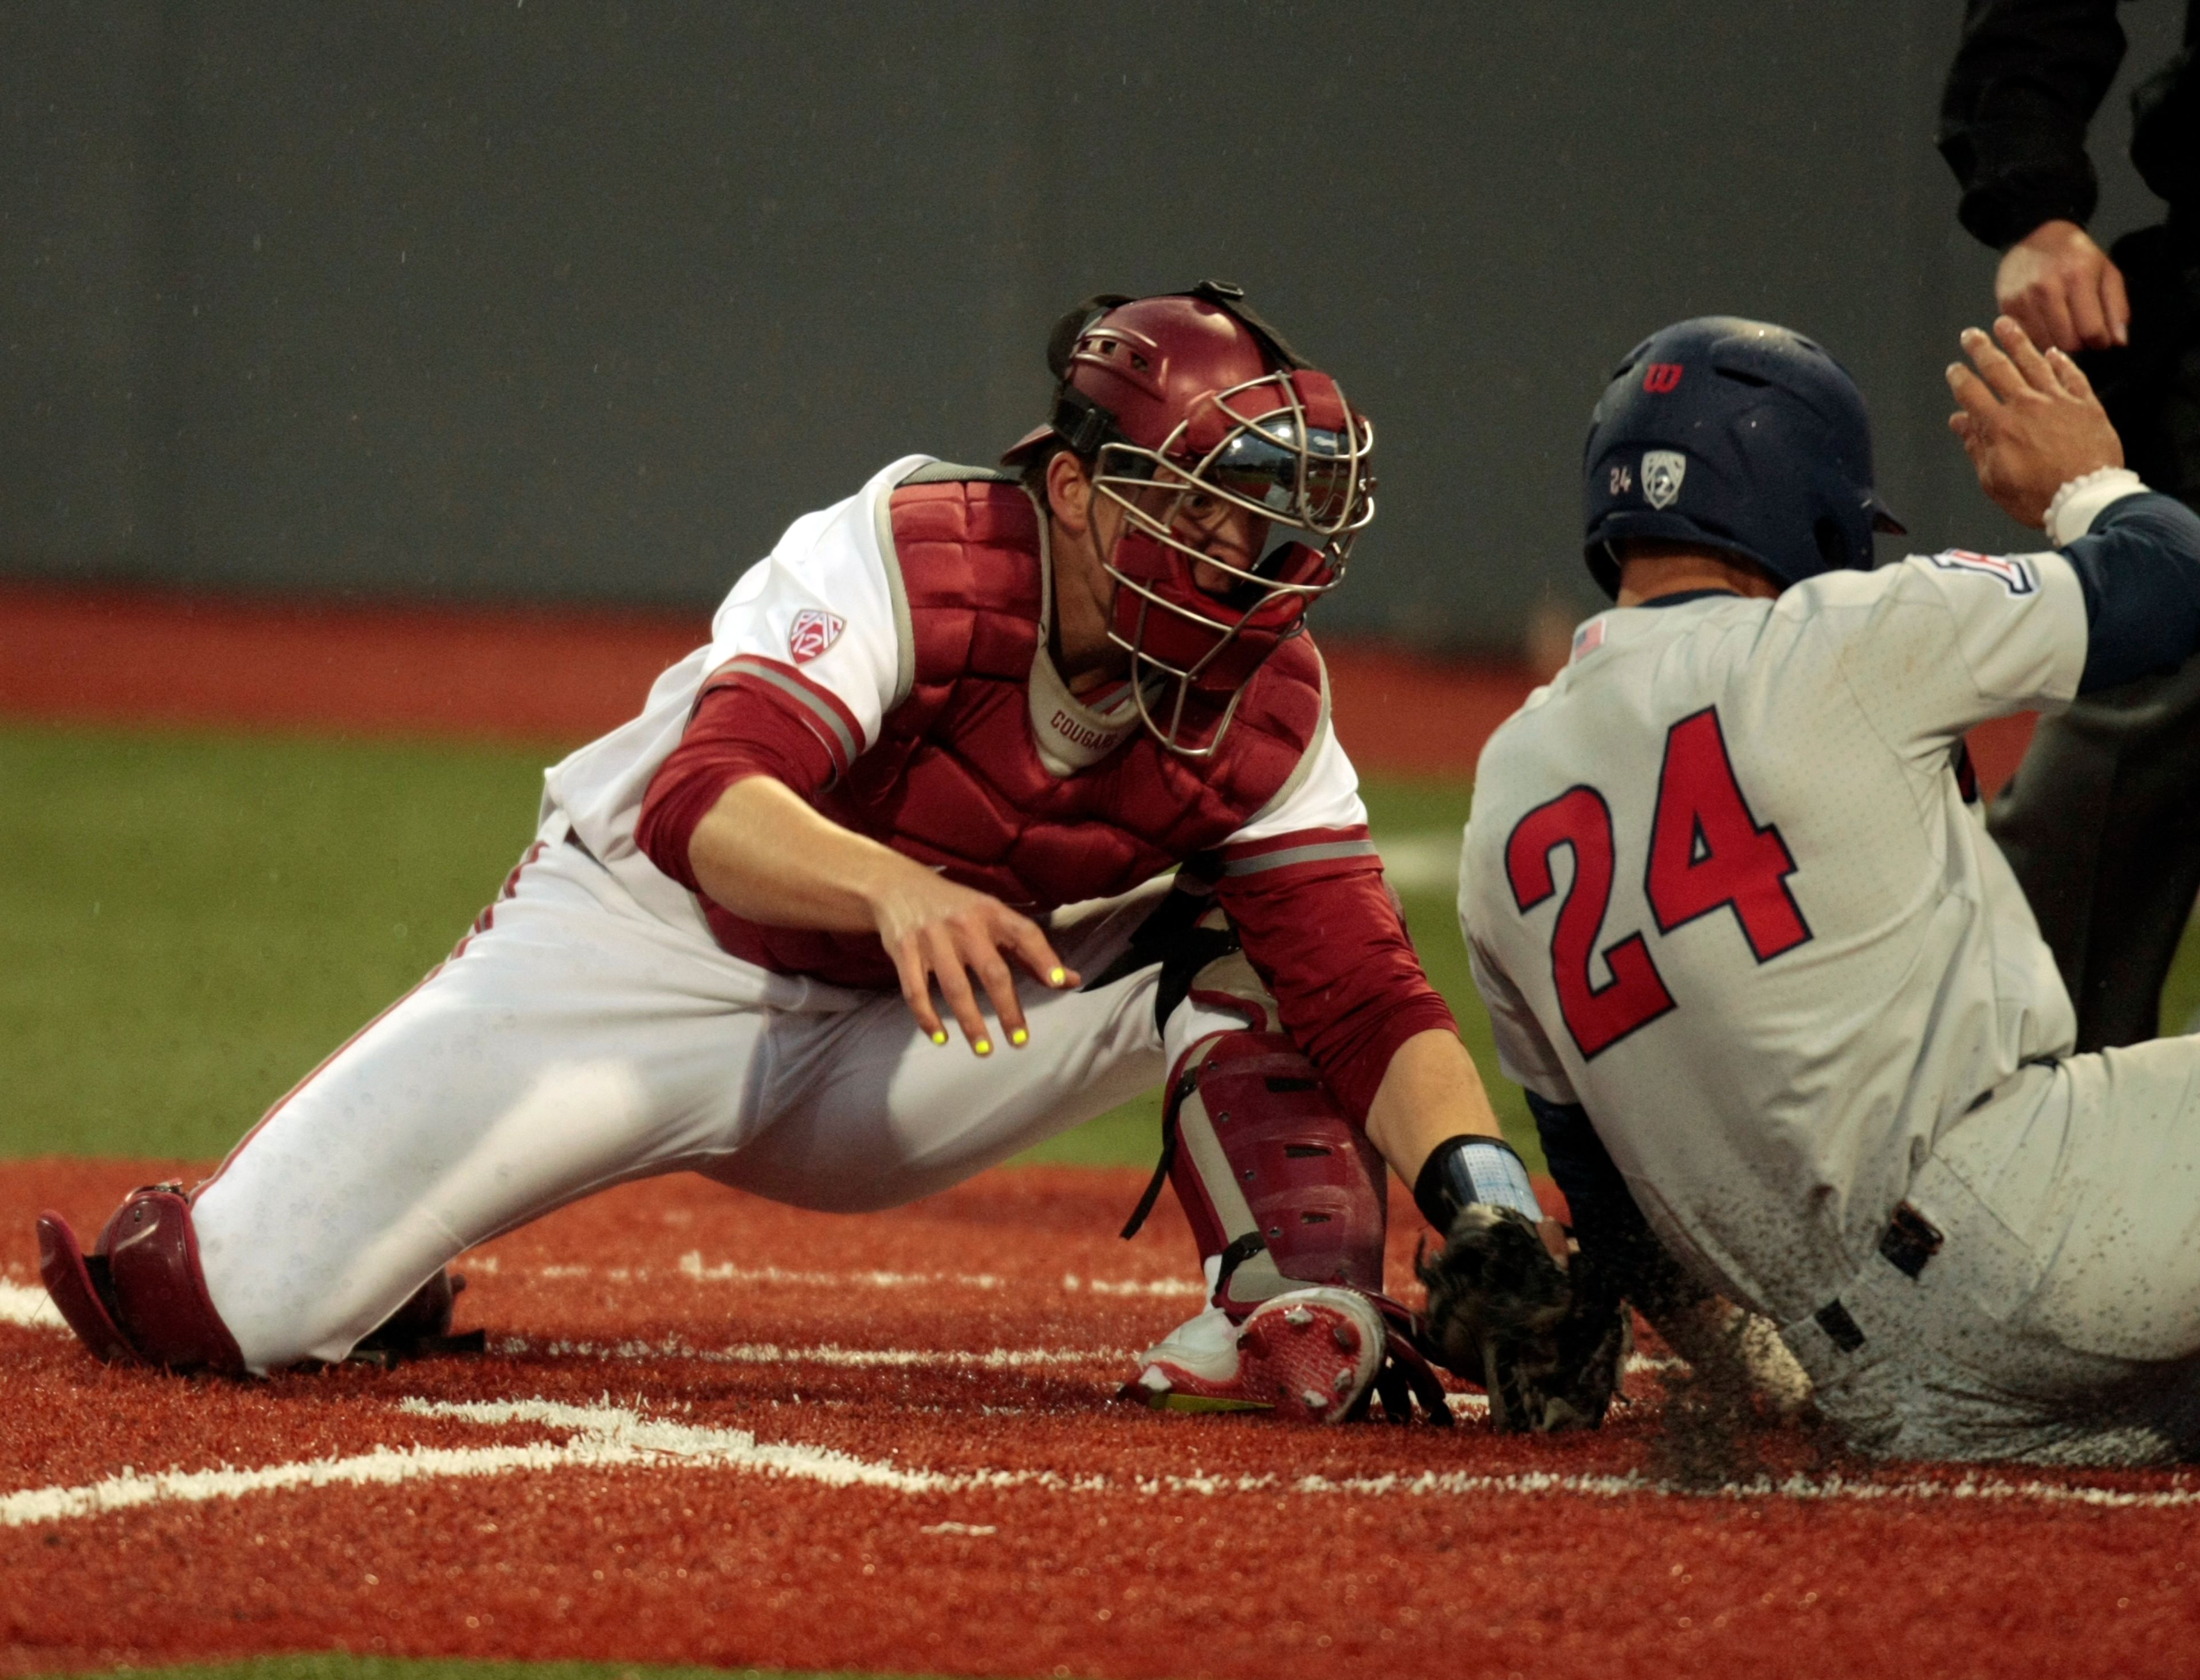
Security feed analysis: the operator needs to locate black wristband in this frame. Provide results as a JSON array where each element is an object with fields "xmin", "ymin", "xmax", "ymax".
[{"xmin": 1414, "ymin": 1135, "xmax": 1542, "ymax": 1232}]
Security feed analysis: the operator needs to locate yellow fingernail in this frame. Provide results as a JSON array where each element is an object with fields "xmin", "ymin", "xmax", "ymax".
[
  {"xmin": 1048, "ymin": 967, "xmax": 1067, "ymax": 987},
  {"xmin": 974, "ymin": 1039, "xmax": 993, "ymax": 1057},
  {"xmin": 1010, "ymin": 1027, "xmax": 1028, "ymax": 1047},
  {"xmin": 930, "ymin": 1030, "xmax": 949, "ymax": 1046}
]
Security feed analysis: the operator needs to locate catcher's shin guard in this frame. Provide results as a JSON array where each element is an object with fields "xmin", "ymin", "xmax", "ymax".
[
  {"xmin": 1161, "ymin": 1026, "xmax": 1390, "ymax": 1314},
  {"xmin": 37, "ymin": 1185, "xmax": 246, "ymax": 1376},
  {"xmin": 1123, "ymin": 1041, "xmax": 1452, "ymax": 1424},
  {"xmin": 1118, "ymin": 923, "xmax": 1451, "ymax": 1422}
]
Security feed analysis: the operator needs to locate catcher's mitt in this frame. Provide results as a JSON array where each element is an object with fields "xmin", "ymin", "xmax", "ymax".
[{"xmin": 1416, "ymin": 1204, "xmax": 1628, "ymax": 1432}]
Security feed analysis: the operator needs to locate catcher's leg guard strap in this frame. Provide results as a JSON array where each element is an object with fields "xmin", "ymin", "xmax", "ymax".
[
  {"xmin": 36, "ymin": 1186, "xmax": 246, "ymax": 1375},
  {"xmin": 1164, "ymin": 1029, "xmax": 1389, "ymax": 1316}
]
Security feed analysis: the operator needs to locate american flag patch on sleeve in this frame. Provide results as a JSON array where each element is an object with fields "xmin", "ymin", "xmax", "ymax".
[{"xmin": 1927, "ymin": 549, "xmax": 2036, "ymax": 596}]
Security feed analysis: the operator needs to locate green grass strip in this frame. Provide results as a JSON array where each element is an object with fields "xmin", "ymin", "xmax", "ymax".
[
  {"xmin": 14, "ymin": 713, "xmax": 2200, "ymax": 1182},
  {"xmin": 0, "ymin": 718, "xmax": 1673, "ymax": 1171},
  {"xmin": 2, "ymin": 724, "xmax": 545, "ymax": 1160}
]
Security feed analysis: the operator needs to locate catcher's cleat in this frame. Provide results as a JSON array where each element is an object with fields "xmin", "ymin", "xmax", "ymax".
[
  {"xmin": 347, "ymin": 1270, "xmax": 485, "ymax": 1368},
  {"xmin": 1125, "ymin": 1287, "xmax": 1386, "ymax": 1423},
  {"xmin": 36, "ymin": 1186, "xmax": 246, "ymax": 1376}
]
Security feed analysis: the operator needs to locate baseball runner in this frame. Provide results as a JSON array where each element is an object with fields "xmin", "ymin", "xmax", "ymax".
[
  {"xmin": 39, "ymin": 283, "xmax": 1558, "ymax": 1425},
  {"xmin": 1459, "ymin": 312, "xmax": 2200, "ymax": 1463}
]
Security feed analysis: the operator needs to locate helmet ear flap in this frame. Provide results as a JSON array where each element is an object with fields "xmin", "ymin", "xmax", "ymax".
[{"xmin": 1813, "ymin": 517, "xmax": 1850, "ymax": 574}]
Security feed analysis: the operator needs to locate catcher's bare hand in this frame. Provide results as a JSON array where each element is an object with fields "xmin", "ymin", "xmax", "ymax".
[
  {"xmin": 1946, "ymin": 315, "xmax": 2123, "ymax": 529},
  {"xmin": 867, "ymin": 863, "xmax": 1078, "ymax": 1054}
]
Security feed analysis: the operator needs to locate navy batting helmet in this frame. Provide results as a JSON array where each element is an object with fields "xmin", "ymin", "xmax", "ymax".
[{"xmin": 1581, "ymin": 316, "xmax": 1904, "ymax": 597}]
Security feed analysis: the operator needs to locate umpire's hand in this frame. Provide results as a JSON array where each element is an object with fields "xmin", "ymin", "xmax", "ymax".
[
  {"xmin": 1995, "ymin": 219, "xmax": 2130, "ymax": 354},
  {"xmin": 1946, "ymin": 315, "xmax": 2125, "ymax": 530}
]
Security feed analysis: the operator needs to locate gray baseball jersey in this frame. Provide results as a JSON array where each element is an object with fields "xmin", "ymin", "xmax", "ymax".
[{"xmin": 1459, "ymin": 543, "xmax": 2091, "ymax": 1326}]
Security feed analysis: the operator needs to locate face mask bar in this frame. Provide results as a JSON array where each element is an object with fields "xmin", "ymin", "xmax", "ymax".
[
  {"xmin": 1088, "ymin": 371, "xmax": 1376, "ymax": 757},
  {"xmin": 1095, "ymin": 372, "xmax": 1375, "ymax": 555}
]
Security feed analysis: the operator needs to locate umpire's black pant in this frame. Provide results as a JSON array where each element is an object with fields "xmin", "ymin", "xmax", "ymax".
[{"xmin": 1990, "ymin": 212, "xmax": 2200, "ymax": 1049}]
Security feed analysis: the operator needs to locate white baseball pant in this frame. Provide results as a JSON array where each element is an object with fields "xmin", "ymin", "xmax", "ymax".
[
  {"xmin": 1779, "ymin": 1038, "xmax": 2200, "ymax": 1464},
  {"xmin": 192, "ymin": 821, "xmax": 1199, "ymax": 1372}
]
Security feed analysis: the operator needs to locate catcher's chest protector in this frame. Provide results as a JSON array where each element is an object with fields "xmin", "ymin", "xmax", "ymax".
[{"xmin": 731, "ymin": 478, "xmax": 1325, "ymax": 987}]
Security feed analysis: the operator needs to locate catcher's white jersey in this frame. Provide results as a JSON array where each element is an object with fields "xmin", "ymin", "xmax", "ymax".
[
  {"xmin": 543, "ymin": 454, "xmax": 1365, "ymax": 945},
  {"xmin": 1459, "ymin": 548, "xmax": 2090, "ymax": 1324}
]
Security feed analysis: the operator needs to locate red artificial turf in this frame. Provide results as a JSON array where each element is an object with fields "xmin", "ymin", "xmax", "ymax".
[{"xmin": 5, "ymin": 1161, "xmax": 2195, "ymax": 1680}]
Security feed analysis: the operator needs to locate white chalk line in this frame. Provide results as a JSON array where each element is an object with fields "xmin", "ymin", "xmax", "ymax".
[
  {"xmin": 1064, "ymin": 1274, "xmax": 1206, "ymax": 1298},
  {"xmin": 0, "ymin": 1258, "xmax": 1204, "ymax": 1317},
  {"xmin": 0, "ymin": 1288, "xmax": 1132, "ymax": 1372},
  {"xmin": 0, "ymin": 1280, "xmax": 64, "ymax": 1330},
  {"xmin": 677, "ymin": 1253, "xmax": 1203, "ymax": 1298},
  {"xmin": 0, "ymin": 1262, "xmax": 1206, "ymax": 1343},
  {"xmin": 488, "ymin": 1333, "xmax": 1129, "ymax": 1371},
  {"xmin": 679, "ymin": 1253, "xmax": 1005, "ymax": 1290},
  {"xmin": 10, "ymin": 1396, "xmax": 2200, "ymax": 1531}
]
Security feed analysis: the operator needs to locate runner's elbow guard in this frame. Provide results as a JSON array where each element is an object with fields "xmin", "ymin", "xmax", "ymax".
[{"xmin": 2057, "ymin": 484, "xmax": 2200, "ymax": 692}]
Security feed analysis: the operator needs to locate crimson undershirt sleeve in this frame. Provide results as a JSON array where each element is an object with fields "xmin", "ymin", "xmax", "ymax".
[
  {"xmin": 635, "ymin": 670, "xmax": 843, "ymax": 894},
  {"xmin": 1216, "ymin": 834, "xmax": 1459, "ymax": 1125}
]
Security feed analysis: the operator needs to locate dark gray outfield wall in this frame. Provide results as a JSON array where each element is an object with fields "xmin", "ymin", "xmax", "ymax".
[{"xmin": 1, "ymin": 2, "xmax": 2185, "ymax": 651}]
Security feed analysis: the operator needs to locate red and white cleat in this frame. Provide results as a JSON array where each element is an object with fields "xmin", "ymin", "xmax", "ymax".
[{"xmin": 1126, "ymin": 1286, "xmax": 1386, "ymax": 1423}]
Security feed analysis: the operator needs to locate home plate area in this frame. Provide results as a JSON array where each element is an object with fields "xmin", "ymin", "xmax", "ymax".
[{"xmin": 4, "ymin": 1162, "xmax": 2198, "ymax": 1680}]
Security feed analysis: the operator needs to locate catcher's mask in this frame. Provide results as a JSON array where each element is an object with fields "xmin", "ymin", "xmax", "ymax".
[{"xmin": 1004, "ymin": 281, "xmax": 1375, "ymax": 757}]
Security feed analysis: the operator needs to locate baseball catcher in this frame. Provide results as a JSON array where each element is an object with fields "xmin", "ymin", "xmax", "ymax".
[{"xmin": 40, "ymin": 282, "xmax": 1558, "ymax": 1427}]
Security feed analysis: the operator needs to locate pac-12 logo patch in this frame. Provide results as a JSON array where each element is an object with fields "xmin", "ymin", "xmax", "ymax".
[
  {"xmin": 1642, "ymin": 450, "xmax": 1687, "ymax": 509},
  {"xmin": 787, "ymin": 607, "xmax": 846, "ymax": 664},
  {"xmin": 1928, "ymin": 549, "xmax": 2036, "ymax": 596}
]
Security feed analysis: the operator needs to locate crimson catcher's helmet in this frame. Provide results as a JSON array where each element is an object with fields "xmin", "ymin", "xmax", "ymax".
[{"xmin": 1004, "ymin": 281, "xmax": 1374, "ymax": 756}]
